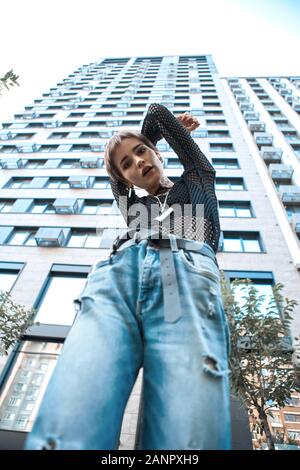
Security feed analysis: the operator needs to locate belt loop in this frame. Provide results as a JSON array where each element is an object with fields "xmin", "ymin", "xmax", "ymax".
[{"xmin": 169, "ymin": 234, "xmax": 178, "ymax": 252}]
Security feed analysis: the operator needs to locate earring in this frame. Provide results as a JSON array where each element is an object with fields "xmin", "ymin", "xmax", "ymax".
[{"xmin": 128, "ymin": 186, "xmax": 133, "ymax": 198}]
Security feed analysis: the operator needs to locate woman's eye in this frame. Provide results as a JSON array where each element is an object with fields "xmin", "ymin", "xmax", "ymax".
[{"xmin": 139, "ymin": 147, "xmax": 145, "ymax": 153}]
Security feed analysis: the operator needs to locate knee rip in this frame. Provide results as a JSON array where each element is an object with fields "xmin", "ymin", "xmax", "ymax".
[
  {"xmin": 41, "ymin": 437, "xmax": 58, "ymax": 450},
  {"xmin": 203, "ymin": 355, "xmax": 224, "ymax": 377}
]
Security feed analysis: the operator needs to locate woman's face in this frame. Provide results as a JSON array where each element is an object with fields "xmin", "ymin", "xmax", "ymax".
[{"xmin": 113, "ymin": 137, "xmax": 164, "ymax": 195}]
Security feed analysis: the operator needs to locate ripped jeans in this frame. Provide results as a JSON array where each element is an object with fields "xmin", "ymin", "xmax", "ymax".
[{"xmin": 25, "ymin": 240, "xmax": 231, "ymax": 450}]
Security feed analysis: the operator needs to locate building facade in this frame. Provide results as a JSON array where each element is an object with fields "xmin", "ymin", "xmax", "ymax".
[{"xmin": 0, "ymin": 54, "xmax": 300, "ymax": 450}]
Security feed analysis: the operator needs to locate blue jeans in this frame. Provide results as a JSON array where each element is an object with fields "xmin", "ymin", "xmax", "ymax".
[{"xmin": 25, "ymin": 240, "xmax": 231, "ymax": 450}]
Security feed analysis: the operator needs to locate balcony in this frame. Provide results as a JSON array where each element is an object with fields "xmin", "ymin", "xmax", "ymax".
[
  {"xmin": 279, "ymin": 89, "xmax": 292, "ymax": 96},
  {"xmin": 0, "ymin": 158, "xmax": 24, "ymax": 169},
  {"xmin": 254, "ymin": 132, "xmax": 273, "ymax": 146},
  {"xmin": 243, "ymin": 111, "xmax": 260, "ymax": 121},
  {"xmin": 236, "ymin": 95, "xmax": 249, "ymax": 103},
  {"xmin": 239, "ymin": 103, "xmax": 254, "ymax": 112},
  {"xmin": 292, "ymin": 101, "xmax": 300, "ymax": 112},
  {"xmin": 269, "ymin": 164, "xmax": 293, "ymax": 183},
  {"xmin": 261, "ymin": 146, "xmax": 282, "ymax": 163},
  {"xmin": 279, "ymin": 186, "xmax": 300, "ymax": 205},
  {"xmin": 43, "ymin": 121, "xmax": 62, "ymax": 128},
  {"xmin": 22, "ymin": 112, "xmax": 39, "ymax": 119},
  {"xmin": 80, "ymin": 156, "xmax": 101, "ymax": 168},
  {"xmin": 17, "ymin": 144, "xmax": 38, "ymax": 153},
  {"xmin": 53, "ymin": 198, "xmax": 79, "ymax": 215},
  {"xmin": 248, "ymin": 121, "xmax": 266, "ymax": 133},
  {"xmin": 291, "ymin": 214, "xmax": 300, "ymax": 233},
  {"xmin": 0, "ymin": 131, "xmax": 14, "ymax": 140},
  {"xmin": 68, "ymin": 176, "xmax": 94, "ymax": 189}
]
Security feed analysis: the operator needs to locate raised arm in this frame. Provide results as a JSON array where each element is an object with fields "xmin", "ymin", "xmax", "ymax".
[{"xmin": 141, "ymin": 103, "xmax": 215, "ymax": 174}]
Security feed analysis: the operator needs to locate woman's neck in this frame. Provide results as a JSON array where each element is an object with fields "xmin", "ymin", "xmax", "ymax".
[{"xmin": 149, "ymin": 177, "xmax": 174, "ymax": 196}]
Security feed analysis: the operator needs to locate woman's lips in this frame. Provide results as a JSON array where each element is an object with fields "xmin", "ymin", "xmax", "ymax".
[{"xmin": 143, "ymin": 167, "xmax": 154, "ymax": 176}]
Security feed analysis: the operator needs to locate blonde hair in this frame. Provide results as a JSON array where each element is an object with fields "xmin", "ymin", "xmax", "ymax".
[{"xmin": 104, "ymin": 130, "xmax": 160, "ymax": 185}]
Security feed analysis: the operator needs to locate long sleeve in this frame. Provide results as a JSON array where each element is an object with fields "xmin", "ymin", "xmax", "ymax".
[{"xmin": 141, "ymin": 103, "xmax": 215, "ymax": 175}]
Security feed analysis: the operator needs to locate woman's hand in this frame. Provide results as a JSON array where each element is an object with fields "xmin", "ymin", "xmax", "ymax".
[{"xmin": 177, "ymin": 112, "xmax": 200, "ymax": 133}]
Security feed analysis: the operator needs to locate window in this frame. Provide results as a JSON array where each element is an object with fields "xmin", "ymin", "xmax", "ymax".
[
  {"xmin": 39, "ymin": 145, "xmax": 59, "ymax": 153},
  {"xmin": 222, "ymin": 232, "xmax": 263, "ymax": 252},
  {"xmin": 81, "ymin": 201, "xmax": 113, "ymax": 215},
  {"xmin": 48, "ymin": 132, "xmax": 69, "ymax": 139},
  {"xmin": 46, "ymin": 178, "xmax": 69, "ymax": 189},
  {"xmin": 7, "ymin": 178, "xmax": 32, "ymax": 189},
  {"xmin": 208, "ymin": 130, "xmax": 230, "ymax": 138},
  {"xmin": 286, "ymin": 396, "xmax": 299, "ymax": 406},
  {"xmin": 166, "ymin": 158, "xmax": 183, "ymax": 169},
  {"xmin": 288, "ymin": 431, "xmax": 300, "ymax": 441},
  {"xmin": 93, "ymin": 178, "xmax": 110, "ymax": 189},
  {"xmin": 66, "ymin": 230, "xmax": 103, "ymax": 248},
  {"xmin": 0, "ymin": 201, "xmax": 14, "ymax": 213},
  {"xmin": 0, "ymin": 265, "xmax": 21, "ymax": 292},
  {"xmin": 234, "ymin": 282, "xmax": 276, "ymax": 316},
  {"xmin": 59, "ymin": 160, "xmax": 80, "ymax": 169},
  {"xmin": 0, "ymin": 341, "xmax": 62, "ymax": 431},
  {"xmin": 224, "ymin": 272, "xmax": 277, "ymax": 317},
  {"xmin": 216, "ymin": 178, "xmax": 245, "ymax": 190},
  {"xmin": 206, "ymin": 119, "xmax": 226, "ymax": 126},
  {"xmin": 210, "ymin": 143, "xmax": 235, "ymax": 152},
  {"xmin": 0, "ymin": 145, "xmax": 18, "ymax": 153},
  {"xmin": 212, "ymin": 158, "xmax": 239, "ymax": 169},
  {"xmin": 35, "ymin": 274, "xmax": 88, "ymax": 326},
  {"xmin": 70, "ymin": 144, "xmax": 91, "ymax": 152},
  {"xmin": 284, "ymin": 414, "xmax": 300, "ymax": 423},
  {"xmin": 219, "ymin": 202, "xmax": 253, "ymax": 217},
  {"xmin": 30, "ymin": 201, "xmax": 55, "ymax": 214},
  {"xmin": 25, "ymin": 160, "xmax": 45, "ymax": 169},
  {"xmin": 8, "ymin": 230, "xmax": 37, "ymax": 246}
]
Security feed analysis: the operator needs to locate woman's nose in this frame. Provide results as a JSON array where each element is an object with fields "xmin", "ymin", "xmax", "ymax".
[{"xmin": 137, "ymin": 158, "xmax": 145, "ymax": 167}]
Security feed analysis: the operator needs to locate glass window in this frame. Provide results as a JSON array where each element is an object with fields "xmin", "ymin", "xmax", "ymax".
[
  {"xmin": 233, "ymin": 283, "xmax": 276, "ymax": 316},
  {"xmin": 97, "ymin": 202, "xmax": 112, "ymax": 214},
  {"xmin": 243, "ymin": 239, "xmax": 261, "ymax": 252},
  {"xmin": 236, "ymin": 207, "xmax": 252, "ymax": 217},
  {"xmin": 10, "ymin": 179, "xmax": 32, "ymax": 189},
  {"xmin": 9, "ymin": 231, "xmax": 32, "ymax": 246},
  {"xmin": 85, "ymin": 234, "xmax": 102, "ymax": 248},
  {"xmin": 223, "ymin": 233, "xmax": 262, "ymax": 252},
  {"xmin": 0, "ymin": 201, "xmax": 13, "ymax": 213},
  {"xmin": 0, "ymin": 271, "xmax": 18, "ymax": 292},
  {"xmin": 67, "ymin": 234, "xmax": 86, "ymax": 248},
  {"xmin": 46, "ymin": 181, "xmax": 60, "ymax": 189},
  {"xmin": 35, "ymin": 275, "xmax": 87, "ymax": 325},
  {"xmin": 81, "ymin": 205, "xmax": 97, "ymax": 215},
  {"xmin": 93, "ymin": 180, "xmax": 110, "ymax": 189},
  {"xmin": 288, "ymin": 431, "xmax": 300, "ymax": 440},
  {"xmin": 24, "ymin": 234, "xmax": 37, "ymax": 246},
  {"xmin": 219, "ymin": 203, "xmax": 252, "ymax": 218},
  {"xmin": 223, "ymin": 237, "xmax": 242, "ymax": 252},
  {"xmin": 31, "ymin": 204, "xmax": 48, "ymax": 214},
  {"xmin": 219, "ymin": 207, "xmax": 235, "ymax": 217},
  {"xmin": 0, "ymin": 341, "xmax": 62, "ymax": 431},
  {"xmin": 231, "ymin": 181, "xmax": 244, "ymax": 190},
  {"xmin": 284, "ymin": 414, "xmax": 300, "ymax": 423}
]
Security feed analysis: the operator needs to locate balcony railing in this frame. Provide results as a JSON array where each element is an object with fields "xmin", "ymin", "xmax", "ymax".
[
  {"xmin": 279, "ymin": 185, "xmax": 300, "ymax": 204},
  {"xmin": 269, "ymin": 164, "xmax": 293, "ymax": 182}
]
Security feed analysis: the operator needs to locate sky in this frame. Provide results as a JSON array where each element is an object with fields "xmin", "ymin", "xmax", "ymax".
[{"xmin": 0, "ymin": 0, "xmax": 299, "ymax": 123}]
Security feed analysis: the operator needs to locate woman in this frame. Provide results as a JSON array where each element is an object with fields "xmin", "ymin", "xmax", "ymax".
[{"xmin": 25, "ymin": 104, "xmax": 231, "ymax": 450}]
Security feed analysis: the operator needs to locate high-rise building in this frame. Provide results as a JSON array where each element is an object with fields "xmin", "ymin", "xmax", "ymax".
[{"xmin": 0, "ymin": 55, "xmax": 299, "ymax": 450}]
